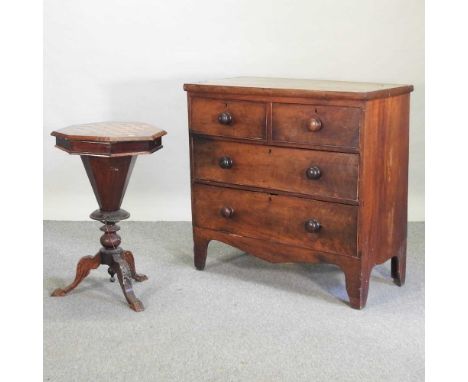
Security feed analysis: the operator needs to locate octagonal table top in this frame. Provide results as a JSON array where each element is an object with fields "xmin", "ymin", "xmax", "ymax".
[
  {"xmin": 51, "ymin": 121, "xmax": 167, "ymax": 142},
  {"xmin": 51, "ymin": 121, "xmax": 167, "ymax": 157}
]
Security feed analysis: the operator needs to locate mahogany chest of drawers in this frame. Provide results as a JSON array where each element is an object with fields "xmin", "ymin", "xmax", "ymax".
[{"xmin": 184, "ymin": 77, "xmax": 413, "ymax": 309}]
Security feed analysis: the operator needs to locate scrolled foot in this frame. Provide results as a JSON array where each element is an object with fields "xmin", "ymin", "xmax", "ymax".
[
  {"xmin": 51, "ymin": 253, "xmax": 101, "ymax": 297},
  {"xmin": 51, "ymin": 288, "xmax": 67, "ymax": 297},
  {"xmin": 111, "ymin": 254, "xmax": 145, "ymax": 312},
  {"xmin": 129, "ymin": 299, "xmax": 145, "ymax": 312},
  {"xmin": 122, "ymin": 250, "xmax": 148, "ymax": 282}
]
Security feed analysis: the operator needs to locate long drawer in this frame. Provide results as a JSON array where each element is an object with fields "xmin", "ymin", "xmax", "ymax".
[
  {"xmin": 192, "ymin": 137, "xmax": 359, "ymax": 202},
  {"xmin": 192, "ymin": 184, "xmax": 358, "ymax": 257}
]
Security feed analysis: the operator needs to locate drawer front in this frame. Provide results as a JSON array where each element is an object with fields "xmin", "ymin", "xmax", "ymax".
[
  {"xmin": 193, "ymin": 137, "xmax": 359, "ymax": 202},
  {"xmin": 190, "ymin": 97, "xmax": 266, "ymax": 140},
  {"xmin": 193, "ymin": 184, "xmax": 358, "ymax": 257},
  {"xmin": 272, "ymin": 103, "xmax": 361, "ymax": 149}
]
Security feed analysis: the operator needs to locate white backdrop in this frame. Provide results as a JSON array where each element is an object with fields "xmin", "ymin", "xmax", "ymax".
[{"xmin": 44, "ymin": 0, "xmax": 424, "ymax": 221}]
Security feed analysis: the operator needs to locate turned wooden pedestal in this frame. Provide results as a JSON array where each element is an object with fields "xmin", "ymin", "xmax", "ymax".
[{"xmin": 50, "ymin": 122, "xmax": 166, "ymax": 312}]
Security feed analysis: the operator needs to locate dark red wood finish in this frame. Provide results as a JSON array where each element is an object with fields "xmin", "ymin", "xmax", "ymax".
[
  {"xmin": 190, "ymin": 97, "xmax": 266, "ymax": 140},
  {"xmin": 192, "ymin": 137, "xmax": 359, "ymax": 202},
  {"xmin": 50, "ymin": 122, "xmax": 166, "ymax": 312},
  {"xmin": 272, "ymin": 103, "xmax": 361, "ymax": 150},
  {"xmin": 192, "ymin": 184, "xmax": 358, "ymax": 256},
  {"xmin": 185, "ymin": 77, "xmax": 413, "ymax": 309}
]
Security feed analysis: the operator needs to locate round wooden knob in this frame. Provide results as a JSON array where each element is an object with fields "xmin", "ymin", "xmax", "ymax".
[
  {"xmin": 305, "ymin": 219, "xmax": 321, "ymax": 233},
  {"xmin": 220, "ymin": 206, "xmax": 234, "ymax": 218},
  {"xmin": 219, "ymin": 156, "xmax": 233, "ymax": 169},
  {"xmin": 218, "ymin": 111, "xmax": 233, "ymax": 125},
  {"xmin": 307, "ymin": 117, "xmax": 322, "ymax": 132},
  {"xmin": 306, "ymin": 166, "xmax": 322, "ymax": 180}
]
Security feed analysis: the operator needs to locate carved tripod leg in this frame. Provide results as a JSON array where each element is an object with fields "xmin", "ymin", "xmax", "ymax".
[
  {"xmin": 51, "ymin": 253, "xmax": 101, "ymax": 296},
  {"xmin": 111, "ymin": 254, "xmax": 144, "ymax": 312},
  {"xmin": 194, "ymin": 234, "xmax": 210, "ymax": 271},
  {"xmin": 122, "ymin": 250, "xmax": 148, "ymax": 282},
  {"xmin": 391, "ymin": 253, "xmax": 406, "ymax": 286}
]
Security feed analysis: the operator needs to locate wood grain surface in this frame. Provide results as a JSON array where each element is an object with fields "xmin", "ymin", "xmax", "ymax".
[
  {"xmin": 185, "ymin": 77, "xmax": 413, "ymax": 309},
  {"xmin": 190, "ymin": 97, "xmax": 266, "ymax": 140},
  {"xmin": 184, "ymin": 77, "xmax": 413, "ymax": 100},
  {"xmin": 193, "ymin": 137, "xmax": 359, "ymax": 202},
  {"xmin": 193, "ymin": 183, "xmax": 358, "ymax": 257},
  {"xmin": 272, "ymin": 103, "xmax": 361, "ymax": 149}
]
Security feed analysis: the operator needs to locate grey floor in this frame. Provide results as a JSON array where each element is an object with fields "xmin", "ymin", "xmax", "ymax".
[{"xmin": 44, "ymin": 221, "xmax": 424, "ymax": 382}]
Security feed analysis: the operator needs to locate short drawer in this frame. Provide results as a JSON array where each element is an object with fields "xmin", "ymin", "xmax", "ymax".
[
  {"xmin": 192, "ymin": 137, "xmax": 359, "ymax": 202},
  {"xmin": 272, "ymin": 103, "xmax": 361, "ymax": 150},
  {"xmin": 190, "ymin": 97, "xmax": 266, "ymax": 140},
  {"xmin": 193, "ymin": 184, "xmax": 358, "ymax": 257}
]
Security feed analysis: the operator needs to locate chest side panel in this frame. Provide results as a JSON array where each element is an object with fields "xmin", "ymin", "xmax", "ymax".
[{"xmin": 358, "ymin": 94, "xmax": 410, "ymax": 265}]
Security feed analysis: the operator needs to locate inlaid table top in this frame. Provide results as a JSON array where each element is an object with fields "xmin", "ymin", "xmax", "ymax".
[
  {"xmin": 51, "ymin": 121, "xmax": 167, "ymax": 142},
  {"xmin": 51, "ymin": 121, "xmax": 167, "ymax": 157}
]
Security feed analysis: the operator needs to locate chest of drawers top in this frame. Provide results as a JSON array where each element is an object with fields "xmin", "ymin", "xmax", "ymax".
[{"xmin": 184, "ymin": 76, "xmax": 413, "ymax": 100}]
